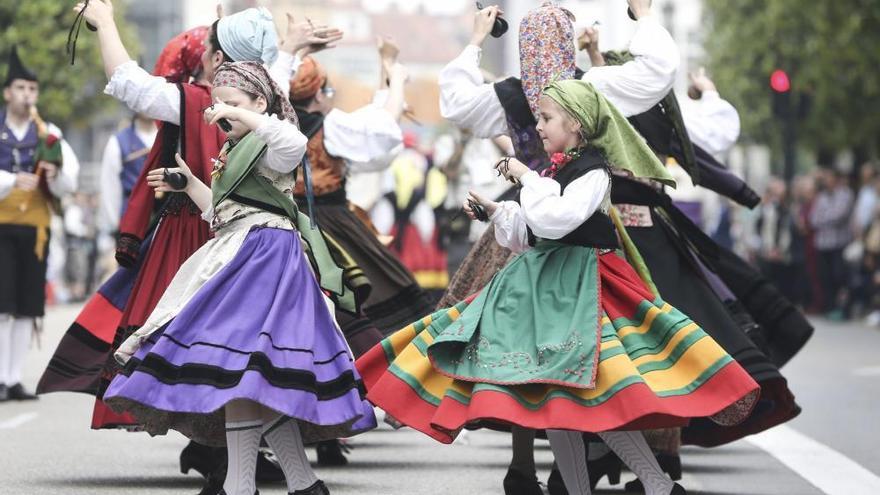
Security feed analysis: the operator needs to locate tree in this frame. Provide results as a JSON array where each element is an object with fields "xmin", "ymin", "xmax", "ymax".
[
  {"xmin": 0, "ymin": 1, "xmax": 139, "ymax": 128},
  {"xmin": 703, "ymin": 0, "xmax": 880, "ymax": 157}
]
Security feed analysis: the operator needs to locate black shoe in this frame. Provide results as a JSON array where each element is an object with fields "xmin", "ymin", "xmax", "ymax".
[
  {"xmin": 588, "ymin": 451, "xmax": 622, "ymax": 488},
  {"xmin": 255, "ymin": 448, "xmax": 285, "ymax": 483},
  {"xmin": 7, "ymin": 383, "xmax": 37, "ymax": 401},
  {"xmin": 197, "ymin": 470, "xmax": 224, "ymax": 495},
  {"xmin": 0, "ymin": 384, "xmax": 8, "ymax": 402},
  {"xmin": 215, "ymin": 491, "xmax": 259, "ymax": 495},
  {"xmin": 503, "ymin": 468, "xmax": 543, "ymax": 495},
  {"xmin": 623, "ymin": 452, "xmax": 682, "ymax": 492},
  {"xmin": 547, "ymin": 468, "xmax": 567, "ymax": 495},
  {"xmin": 181, "ymin": 441, "xmax": 227, "ymax": 478},
  {"xmin": 316, "ymin": 440, "xmax": 348, "ymax": 466},
  {"xmin": 657, "ymin": 452, "xmax": 682, "ymax": 480},
  {"xmin": 624, "ymin": 480, "xmax": 687, "ymax": 494},
  {"xmin": 291, "ymin": 480, "xmax": 329, "ymax": 495}
]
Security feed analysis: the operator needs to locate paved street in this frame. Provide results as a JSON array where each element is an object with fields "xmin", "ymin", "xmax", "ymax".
[{"xmin": 1, "ymin": 303, "xmax": 878, "ymax": 494}]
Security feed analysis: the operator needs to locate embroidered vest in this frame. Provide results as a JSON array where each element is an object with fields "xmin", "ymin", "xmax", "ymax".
[
  {"xmin": 0, "ymin": 111, "xmax": 39, "ymax": 174},
  {"xmin": 116, "ymin": 124, "xmax": 150, "ymax": 205}
]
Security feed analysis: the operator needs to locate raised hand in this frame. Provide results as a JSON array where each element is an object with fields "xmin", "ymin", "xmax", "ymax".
[
  {"xmin": 203, "ymin": 99, "xmax": 241, "ymax": 127},
  {"xmin": 578, "ymin": 26, "xmax": 600, "ymax": 52},
  {"xmin": 378, "ymin": 36, "xmax": 400, "ymax": 64},
  {"xmin": 74, "ymin": 0, "xmax": 114, "ymax": 29},
  {"xmin": 689, "ymin": 67, "xmax": 717, "ymax": 94},
  {"xmin": 281, "ymin": 14, "xmax": 344, "ymax": 57},
  {"xmin": 626, "ymin": 0, "xmax": 652, "ymax": 19},
  {"xmin": 470, "ymin": 5, "xmax": 503, "ymax": 47}
]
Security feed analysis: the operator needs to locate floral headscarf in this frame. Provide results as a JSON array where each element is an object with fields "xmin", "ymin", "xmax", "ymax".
[
  {"xmin": 213, "ymin": 61, "xmax": 299, "ymax": 127},
  {"xmin": 153, "ymin": 26, "xmax": 209, "ymax": 83},
  {"xmin": 518, "ymin": 2, "xmax": 576, "ymax": 118}
]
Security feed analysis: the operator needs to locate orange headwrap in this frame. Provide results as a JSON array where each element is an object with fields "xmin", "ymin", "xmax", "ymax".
[{"xmin": 289, "ymin": 56, "xmax": 327, "ymax": 102}]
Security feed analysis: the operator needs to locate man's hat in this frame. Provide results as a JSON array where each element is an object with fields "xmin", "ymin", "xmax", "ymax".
[{"xmin": 4, "ymin": 46, "xmax": 38, "ymax": 87}]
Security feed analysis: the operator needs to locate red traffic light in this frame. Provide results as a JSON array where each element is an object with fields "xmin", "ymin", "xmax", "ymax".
[{"xmin": 770, "ymin": 69, "xmax": 791, "ymax": 93}]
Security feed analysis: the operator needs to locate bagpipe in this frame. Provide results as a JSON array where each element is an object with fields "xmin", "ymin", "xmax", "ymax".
[{"xmin": 19, "ymin": 106, "xmax": 63, "ymax": 214}]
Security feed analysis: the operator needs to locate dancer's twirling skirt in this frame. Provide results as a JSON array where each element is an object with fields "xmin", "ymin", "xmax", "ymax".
[
  {"xmin": 357, "ymin": 243, "xmax": 759, "ymax": 443},
  {"xmin": 104, "ymin": 226, "xmax": 376, "ymax": 446}
]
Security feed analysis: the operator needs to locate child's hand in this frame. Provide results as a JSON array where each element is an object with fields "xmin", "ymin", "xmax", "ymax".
[
  {"xmin": 495, "ymin": 157, "xmax": 529, "ymax": 183},
  {"xmin": 146, "ymin": 153, "xmax": 195, "ymax": 192},
  {"xmin": 464, "ymin": 191, "xmax": 498, "ymax": 220},
  {"xmin": 204, "ymin": 99, "xmax": 241, "ymax": 126}
]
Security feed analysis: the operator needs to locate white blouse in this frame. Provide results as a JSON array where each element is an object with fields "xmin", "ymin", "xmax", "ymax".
[
  {"xmin": 323, "ymin": 90, "xmax": 403, "ymax": 170},
  {"xmin": 491, "ymin": 169, "xmax": 611, "ymax": 254},
  {"xmin": 680, "ymin": 90, "xmax": 741, "ymax": 156},
  {"xmin": 105, "ymin": 59, "xmax": 402, "ymax": 172},
  {"xmin": 104, "ymin": 52, "xmax": 301, "ymax": 127},
  {"xmin": 199, "ymin": 114, "xmax": 307, "ymax": 223},
  {"xmin": 439, "ymin": 15, "xmax": 680, "ymax": 138}
]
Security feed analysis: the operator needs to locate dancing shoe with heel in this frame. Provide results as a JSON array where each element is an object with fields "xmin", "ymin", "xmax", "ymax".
[{"xmin": 503, "ymin": 468, "xmax": 544, "ymax": 495}]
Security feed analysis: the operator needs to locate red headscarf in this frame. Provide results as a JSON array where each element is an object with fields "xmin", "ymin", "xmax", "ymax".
[
  {"xmin": 153, "ymin": 26, "xmax": 209, "ymax": 83},
  {"xmin": 289, "ymin": 56, "xmax": 327, "ymax": 101}
]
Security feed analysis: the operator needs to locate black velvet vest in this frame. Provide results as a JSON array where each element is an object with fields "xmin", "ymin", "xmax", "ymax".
[{"xmin": 526, "ymin": 149, "xmax": 619, "ymax": 249}]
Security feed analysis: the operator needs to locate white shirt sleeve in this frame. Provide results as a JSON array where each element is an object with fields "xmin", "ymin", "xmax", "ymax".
[
  {"xmin": 491, "ymin": 200, "xmax": 531, "ymax": 254},
  {"xmin": 46, "ymin": 125, "xmax": 79, "ymax": 198},
  {"xmin": 268, "ymin": 52, "xmax": 302, "ymax": 100},
  {"xmin": 583, "ymin": 16, "xmax": 680, "ymax": 117},
  {"xmin": 99, "ymin": 136, "xmax": 123, "ymax": 234},
  {"xmin": 323, "ymin": 105, "xmax": 403, "ymax": 165},
  {"xmin": 252, "ymin": 114, "xmax": 308, "ymax": 173},
  {"xmin": 0, "ymin": 170, "xmax": 15, "ymax": 200},
  {"xmin": 681, "ymin": 90, "xmax": 741, "ymax": 156},
  {"xmin": 104, "ymin": 61, "xmax": 182, "ymax": 125},
  {"xmin": 439, "ymin": 45, "xmax": 509, "ymax": 138},
  {"xmin": 519, "ymin": 169, "xmax": 611, "ymax": 240}
]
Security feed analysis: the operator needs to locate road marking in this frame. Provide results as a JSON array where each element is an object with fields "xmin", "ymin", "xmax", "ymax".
[
  {"xmin": 0, "ymin": 412, "xmax": 38, "ymax": 429},
  {"xmin": 748, "ymin": 424, "xmax": 880, "ymax": 495},
  {"xmin": 852, "ymin": 366, "xmax": 880, "ymax": 377}
]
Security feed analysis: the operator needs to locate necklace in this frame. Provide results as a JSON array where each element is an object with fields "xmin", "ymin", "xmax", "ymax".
[{"xmin": 542, "ymin": 147, "xmax": 583, "ymax": 179}]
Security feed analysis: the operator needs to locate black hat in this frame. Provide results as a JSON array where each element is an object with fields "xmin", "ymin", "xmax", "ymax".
[{"xmin": 4, "ymin": 46, "xmax": 39, "ymax": 88}]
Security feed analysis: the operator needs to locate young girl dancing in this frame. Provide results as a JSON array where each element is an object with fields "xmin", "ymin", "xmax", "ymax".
[
  {"xmin": 103, "ymin": 61, "xmax": 375, "ymax": 495},
  {"xmin": 356, "ymin": 80, "xmax": 760, "ymax": 495}
]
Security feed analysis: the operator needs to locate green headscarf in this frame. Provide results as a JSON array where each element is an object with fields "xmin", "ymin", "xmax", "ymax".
[{"xmin": 543, "ymin": 80, "xmax": 676, "ymax": 188}]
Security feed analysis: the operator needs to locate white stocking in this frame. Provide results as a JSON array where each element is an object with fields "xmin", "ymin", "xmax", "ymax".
[
  {"xmin": 6, "ymin": 317, "xmax": 33, "ymax": 385},
  {"xmin": 0, "ymin": 314, "xmax": 13, "ymax": 386},
  {"xmin": 547, "ymin": 429, "xmax": 592, "ymax": 495},
  {"xmin": 263, "ymin": 417, "xmax": 319, "ymax": 492},
  {"xmin": 223, "ymin": 419, "xmax": 262, "ymax": 495},
  {"xmin": 598, "ymin": 431, "xmax": 675, "ymax": 495}
]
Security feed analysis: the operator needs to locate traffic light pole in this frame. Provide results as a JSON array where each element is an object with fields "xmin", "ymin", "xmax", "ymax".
[{"xmin": 783, "ymin": 104, "xmax": 797, "ymax": 188}]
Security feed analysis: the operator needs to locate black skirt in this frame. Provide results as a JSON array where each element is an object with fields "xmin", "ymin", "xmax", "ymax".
[
  {"xmin": 299, "ymin": 198, "xmax": 434, "ymax": 335},
  {"xmin": 627, "ymin": 210, "xmax": 800, "ymax": 446},
  {"xmin": 0, "ymin": 224, "xmax": 49, "ymax": 317}
]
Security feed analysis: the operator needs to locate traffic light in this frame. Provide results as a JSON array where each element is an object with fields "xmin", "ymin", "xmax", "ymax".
[
  {"xmin": 771, "ymin": 69, "xmax": 792, "ymax": 118},
  {"xmin": 770, "ymin": 69, "xmax": 791, "ymax": 93}
]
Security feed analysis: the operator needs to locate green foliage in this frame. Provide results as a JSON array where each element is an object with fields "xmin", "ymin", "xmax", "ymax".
[
  {"xmin": 703, "ymin": 0, "xmax": 880, "ymax": 153},
  {"xmin": 0, "ymin": 1, "xmax": 139, "ymax": 128}
]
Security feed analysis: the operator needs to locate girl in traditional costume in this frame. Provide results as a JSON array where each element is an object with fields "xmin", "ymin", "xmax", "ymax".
[
  {"xmin": 102, "ymin": 61, "xmax": 374, "ymax": 495},
  {"xmin": 357, "ymin": 80, "xmax": 761, "ymax": 495}
]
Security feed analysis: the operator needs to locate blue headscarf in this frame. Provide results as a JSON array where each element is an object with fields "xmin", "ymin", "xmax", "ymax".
[{"xmin": 217, "ymin": 7, "xmax": 278, "ymax": 66}]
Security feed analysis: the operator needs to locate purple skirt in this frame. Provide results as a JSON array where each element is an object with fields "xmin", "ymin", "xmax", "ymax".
[{"xmin": 104, "ymin": 227, "xmax": 376, "ymax": 446}]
